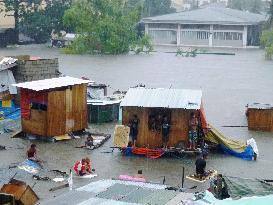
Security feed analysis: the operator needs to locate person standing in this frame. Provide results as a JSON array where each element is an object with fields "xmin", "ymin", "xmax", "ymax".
[
  {"xmin": 195, "ymin": 154, "xmax": 207, "ymax": 179},
  {"xmin": 161, "ymin": 117, "xmax": 170, "ymax": 149},
  {"xmin": 189, "ymin": 112, "xmax": 198, "ymax": 150},
  {"xmin": 129, "ymin": 115, "xmax": 140, "ymax": 147}
]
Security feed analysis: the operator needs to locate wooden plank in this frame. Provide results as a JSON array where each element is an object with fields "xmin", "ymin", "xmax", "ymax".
[
  {"xmin": 248, "ymin": 109, "xmax": 273, "ymax": 132},
  {"xmin": 122, "ymin": 107, "xmax": 194, "ymax": 148},
  {"xmin": 71, "ymin": 84, "xmax": 87, "ymax": 131},
  {"xmin": 20, "ymin": 186, "xmax": 39, "ymax": 205},
  {"xmin": 22, "ymin": 109, "xmax": 47, "ymax": 136},
  {"xmin": 47, "ymin": 90, "xmax": 66, "ymax": 136}
]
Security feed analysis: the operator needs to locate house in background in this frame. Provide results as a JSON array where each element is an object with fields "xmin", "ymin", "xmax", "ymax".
[{"xmin": 143, "ymin": 7, "xmax": 266, "ymax": 48}]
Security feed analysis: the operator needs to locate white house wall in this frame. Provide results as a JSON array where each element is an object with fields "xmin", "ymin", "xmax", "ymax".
[{"xmin": 146, "ymin": 23, "xmax": 248, "ymax": 48}]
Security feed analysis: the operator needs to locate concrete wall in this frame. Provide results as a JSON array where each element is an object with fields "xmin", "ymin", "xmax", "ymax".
[{"xmin": 13, "ymin": 58, "xmax": 59, "ymax": 83}]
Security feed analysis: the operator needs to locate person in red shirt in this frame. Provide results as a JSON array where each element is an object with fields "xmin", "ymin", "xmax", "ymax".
[
  {"xmin": 73, "ymin": 158, "xmax": 87, "ymax": 176},
  {"xmin": 85, "ymin": 157, "xmax": 92, "ymax": 174}
]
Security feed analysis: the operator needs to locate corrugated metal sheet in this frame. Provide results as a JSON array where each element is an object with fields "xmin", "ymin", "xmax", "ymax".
[
  {"xmin": 12, "ymin": 76, "xmax": 90, "ymax": 91},
  {"xmin": 247, "ymin": 103, "xmax": 273, "ymax": 110},
  {"xmin": 0, "ymin": 70, "xmax": 17, "ymax": 94},
  {"xmin": 143, "ymin": 7, "xmax": 266, "ymax": 25},
  {"xmin": 120, "ymin": 88, "xmax": 202, "ymax": 109},
  {"xmin": 41, "ymin": 180, "xmax": 184, "ymax": 205},
  {"xmin": 0, "ymin": 57, "xmax": 17, "ymax": 71}
]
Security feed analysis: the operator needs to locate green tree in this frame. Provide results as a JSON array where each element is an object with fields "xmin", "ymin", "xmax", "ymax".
[
  {"xmin": 63, "ymin": 0, "xmax": 152, "ymax": 54},
  {"xmin": 227, "ymin": 0, "xmax": 263, "ymax": 14},
  {"xmin": 0, "ymin": 0, "xmax": 42, "ymax": 42},
  {"xmin": 269, "ymin": 0, "xmax": 273, "ymax": 25},
  {"xmin": 142, "ymin": 0, "xmax": 176, "ymax": 17},
  {"xmin": 19, "ymin": 0, "xmax": 72, "ymax": 43},
  {"xmin": 0, "ymin": 0, "xmax": 71, "ymax": 43},
  {"xmin": 261, "ymin": 29, "xmax": 273, "ymax": 60}
]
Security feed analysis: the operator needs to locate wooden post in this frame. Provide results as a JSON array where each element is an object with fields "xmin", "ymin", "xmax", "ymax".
[
  {"xmin": 209, "ymin": 24, "xmax": 213, "ymax": 47},
  {"xmin": 182, "ymin": 166, "xmax": 185, "ymax": 188},
  {"xmin": 145, "ymin": 24, "xmax": 149, "ymax": 35},
  {"xmin": 243, "ymin": 25, "xmax": 248, "ymax": 48},
  {"xmin": 177, "ymin": 24, "xmax": 181, "ymax": 46}
]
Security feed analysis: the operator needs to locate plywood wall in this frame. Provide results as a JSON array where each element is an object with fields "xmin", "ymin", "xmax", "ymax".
[
  {"xmin": 122, "ymin": 107, "xmax": 196, "ymax": 148},
  {"xmin": 22, "ymin": 84, "xmax": 88, "ymax": 137},
  {"xmin": 22, "ymin": 109, "xmax": 47, "ymax": 136},
  {"xmin": 248, "ymin": 109, "xmax": 273, "ymax": 132},
  {"xmin": 47, "ymin": 84, "xmax": 88, "ymax": 136},
  {"xmin": 47, "ymin": 89, "xmax": 66, "ymax": 136}
]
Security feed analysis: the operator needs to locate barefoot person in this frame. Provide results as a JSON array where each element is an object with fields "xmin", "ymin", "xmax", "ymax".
[
  {"xmin": 27, "ymin": 144, "xmax": 39, "ymax": 162},
  {"xmin": 189, "ymin": 112, "xmax": 198, "ymax": 150}
]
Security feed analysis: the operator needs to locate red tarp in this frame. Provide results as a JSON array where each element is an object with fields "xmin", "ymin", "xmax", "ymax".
[{"xmin": 20, "ymin": 88, "xmax": 48, "ymax": 119}]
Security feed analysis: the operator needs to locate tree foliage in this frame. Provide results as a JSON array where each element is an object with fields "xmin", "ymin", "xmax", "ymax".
[
  {"xmin": 0, "ymin": 0, "xmax": 71, "ymax": 43},
  {"xmin": 63, "ymin": 0, "xmax": 152, "ymax": 55},
  {"xmin": 261, "ymin": 29, "xmax": 273, "ymax": 60},
  {"xmin": 20, "ymin": 0, "xmax": 72, "ymax": 43},
  {"xmin": 142, "ymin": 0, "xmax": 176, "ymax": 17},
  {"xmin": 227, "ymin": 0, "xmax": 264, "ymax": 13},
  {"xmin": 0, "ymin": 0, "xmax": 42, "ymax": 41},
  {"xmin": 125, "ymin": 0, "xmax": 176, "ymax": 17}
]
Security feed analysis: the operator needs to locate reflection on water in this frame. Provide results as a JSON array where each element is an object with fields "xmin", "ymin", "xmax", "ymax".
[{"xmin": 0, "ymin": 45, "xmax": 273, "ymax": 201}]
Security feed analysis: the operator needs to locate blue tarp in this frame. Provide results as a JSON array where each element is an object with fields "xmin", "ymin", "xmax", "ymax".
[
  {"xmin": 122, "ymin": 147, "xmax": 133, "ymax": 156},
  {"xmin": 220, "ymin": 144, "xmax": 254, "ymax": 161},
  {"xmin": 0, "ymin": 100, "xmax": 21, "ymax": 120}
]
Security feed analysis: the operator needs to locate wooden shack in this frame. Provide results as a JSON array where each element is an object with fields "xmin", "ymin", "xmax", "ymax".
[
  {"xmin": 120, "ymin": 88, "xmax": 208, "ymax": 148},
  {"xmin": 0, "ymin": 179, "xmax": 39, "ymax": 205},
  {"xmin": 246, "ymin": 103, "xmax": 273, "ymax": 132},
  {"xmin": 13, "ymin": 76, "xmax": 89, "ymax": 137}
]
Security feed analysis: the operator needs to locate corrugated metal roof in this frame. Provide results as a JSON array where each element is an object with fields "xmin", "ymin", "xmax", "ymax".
[
  {"xmin": 12, "ymin": 76, "xmax": 90, "ymax": 91},
  {"xmin": 143, "ymin": 7, "xmax": 266, "ymax": 25},
  {"xmin": 40, "ymin": 179, "xmax": 188, "ymax": 205},
  {"xmin": 0, "ymin": 57, "xmax": 17, "ymax": 71},
  {"xmin": 247, "ymin": 103, "xmax": 273, "ymax": 110},
  {"xmin": 120, "ymin": 88, "xmax": 202, "ymax": 109}
]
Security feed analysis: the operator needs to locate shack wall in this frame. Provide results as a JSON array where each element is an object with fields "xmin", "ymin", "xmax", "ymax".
[
  {"xmin": 21, "ymin": 84, "xmax": 87, "ymax": 137},
  {"xmin": 21, "ymin": 88, "xmax": 48, "ymax": 136},
  {"xmin": 247, "ymin": 109, "xmax": 273, "ymax": 132},
  {"xmin": 122, "ymin": 107, "xmax": 196, "ymax": 148},
  {"xmin": 47, "ymin": 84, "xmax": 87, "ymax": 136}
]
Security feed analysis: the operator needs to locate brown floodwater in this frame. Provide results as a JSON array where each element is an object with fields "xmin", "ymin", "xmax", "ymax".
[{"xmin": 0, "ymin": 44, "xmax": 273, "ymax": 202}]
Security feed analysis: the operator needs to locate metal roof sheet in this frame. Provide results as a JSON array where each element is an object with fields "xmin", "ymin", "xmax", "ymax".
[
  {"xmin": 247, "ymin": 103, "xmax": 273, "ymax": 110},
  {"xmin": 12, "ymin": 76, "xmax": 90, "ymax": 91},
  {"xmin": 0, "ymin": 57, "xmax": 17, "ymax": 71},
  {"xmin": 120, "ymin": 88, "xmax": 202, "ymax": 109},
  {"xmin": 40, "ymin": 179, "xmax": 186, "ymax": 205},
  {"xmin": 143, "ymin": 7, "xmax": 267, "ymax": 25}
]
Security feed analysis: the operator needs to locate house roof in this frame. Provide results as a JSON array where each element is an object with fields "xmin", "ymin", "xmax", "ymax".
[
  {"xmin": 40, "ymin": 179, "xmax": 193, "ymax": 205},
  {"xmin": 247, "ymin": 103, "xmax": 273, "ymax": 110},
  {"xmin": 12, "ymin": 76, "xmax": 90, "ymax": 91},
  {"xmin": 0, "ymin": 57, "xmax": 17, "ymax": 71},
  {"xmin": 142, "ymin": 7, "xmax": 267, "ymax": 25},
  {"xmin": 120, "ymin": 88, "xmax": 202, "ymax": 109}
]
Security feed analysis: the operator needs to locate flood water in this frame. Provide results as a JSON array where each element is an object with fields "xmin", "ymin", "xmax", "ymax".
[{"xmin": 0, "ymin": 44, "xmax": 273, "ymax": 201}]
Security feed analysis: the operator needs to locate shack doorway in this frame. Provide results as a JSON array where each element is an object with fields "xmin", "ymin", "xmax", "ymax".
[{"xmin": 148, "ymin": 108, "xmax": 171, "ymax": 132}]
